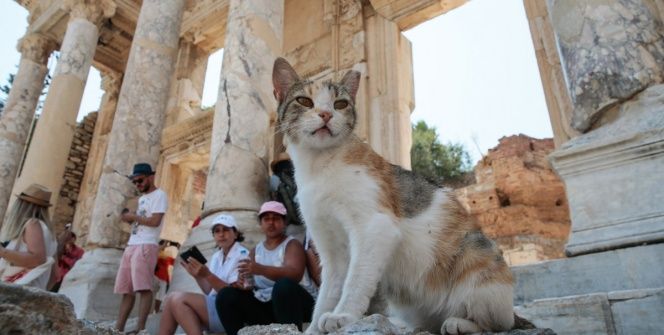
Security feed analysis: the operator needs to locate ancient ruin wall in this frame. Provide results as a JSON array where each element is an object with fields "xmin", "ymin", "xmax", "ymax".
[
  {"xmin": 455, "ymin": 135, "xmax": 570, "ymax": 265},
  {"xmin": 51, "ymin": 112, "xmax": 97, "ymax": 231}
]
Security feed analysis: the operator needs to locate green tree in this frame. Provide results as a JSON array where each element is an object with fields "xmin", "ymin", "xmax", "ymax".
[{"xmin": 410, "ymin": 120, "xmax": 472, "ymax": 185}]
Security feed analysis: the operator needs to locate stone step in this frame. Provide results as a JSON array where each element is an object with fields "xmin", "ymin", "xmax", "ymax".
[
  {"xmin": 512, "ymin": 243, "xmax": 664, "ymax": 305},
  {"xmin": 514, "ymin": 288, "xmax": 664, "ymax": 335}
]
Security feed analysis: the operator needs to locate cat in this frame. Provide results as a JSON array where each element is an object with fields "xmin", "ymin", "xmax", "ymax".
[{"xmin": 272, "ymin": 57, "xmax": 515, "ymax": 335}]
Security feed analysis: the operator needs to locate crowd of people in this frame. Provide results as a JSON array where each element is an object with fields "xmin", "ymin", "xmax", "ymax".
[{"xmin": 0, "ymin": 160, "xmax": 321, "ymax": 334}]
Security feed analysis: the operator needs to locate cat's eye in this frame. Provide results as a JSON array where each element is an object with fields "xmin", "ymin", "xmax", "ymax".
[
  {"xmin": 334, "ymin": 100, "xmax": 349, "ymax": 110},
  {"xmin": 296, "ymin": 97, "xmax": 314, "ymax": 108}
]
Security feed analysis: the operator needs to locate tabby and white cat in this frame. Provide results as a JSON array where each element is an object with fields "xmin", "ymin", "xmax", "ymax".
[{"xmin": 272, "ymin": 58, "xmax": 514, "ymax": 334}]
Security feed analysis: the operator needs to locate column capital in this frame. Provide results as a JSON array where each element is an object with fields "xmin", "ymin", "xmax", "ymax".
[
  {"xmin": 17, "ymin": 33, "xmax": 57, "ymax": 65},
  {"xmin": 64, "ymin": 0, "xmax": 117, "ymax": 24},
  {"xmin": 100, "ymin": 70, "xmax": 123, "ymax": 98}
]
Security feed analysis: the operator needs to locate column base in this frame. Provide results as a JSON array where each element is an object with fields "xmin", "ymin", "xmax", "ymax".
[
  {"xmin": 550, "ymin": 84, "xmax": 664, "ymax": 256},
  {"xmin": 59, "ymin": 248, "xmax": 130, "ymax": 321}
]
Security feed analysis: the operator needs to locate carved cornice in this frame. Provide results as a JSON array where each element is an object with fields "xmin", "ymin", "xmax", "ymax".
[
  {"xmin": 17, "ymin": 33, "xmax": 57, "ymax": 64},
  {"xmin": 161, "ymin": 109, "xmax": 214, "ymax": 154},
  {"xmin": 64, "ymin": 0, "xmax": 117, "ymax": 24},
  {"xmin": 100, "ymin": 70, "xmax": 123, "ymax": 97}
]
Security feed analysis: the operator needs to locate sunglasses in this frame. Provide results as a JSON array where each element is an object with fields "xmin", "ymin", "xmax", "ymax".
[{"xmin": 132, "ymin": 178, "xmax": 145, "ymax": 185}]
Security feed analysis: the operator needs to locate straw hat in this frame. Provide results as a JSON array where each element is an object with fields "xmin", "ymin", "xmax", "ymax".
[{"xmin": 17, "ymin": 184, "xmax": 52, "ymax": 207}]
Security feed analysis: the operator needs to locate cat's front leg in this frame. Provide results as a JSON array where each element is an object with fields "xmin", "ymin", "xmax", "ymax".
[
  {"xmin": 318, "ymin": 213, "xmax": 401, "ymax": 332},
  {"xmin": 306, "ymin": 239, "xmax": 348, "ymax": 334}
]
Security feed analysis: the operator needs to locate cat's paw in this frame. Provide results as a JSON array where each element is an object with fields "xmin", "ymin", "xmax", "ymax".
[
  {"xmin": 318, "ymin": 312, "xmax": 358, "ymax": 332},
  {"xmin": 441, "ymin": 317, "xmax": 482, "ymax": 335},
  {"xmin": 304, "ymin": 324, "xmax": 324, "ymax": 335}
]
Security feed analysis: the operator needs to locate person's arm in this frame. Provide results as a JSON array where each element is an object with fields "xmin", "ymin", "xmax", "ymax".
[
  {"xmin": 0, "ymin": 219, "xmax": 47, "ymax": 268},
  {"xmin": 306, "ymin": 241, "xmax": 322, "ymax": 287},
  {"xmin": 247, "ymin": 239, "xmax": 306, "ymax": 283}
]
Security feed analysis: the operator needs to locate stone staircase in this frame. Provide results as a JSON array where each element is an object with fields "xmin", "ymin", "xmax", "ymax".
[{"xmin": 511, "ymin": 244, "xmax": 664, "ymax": 335}]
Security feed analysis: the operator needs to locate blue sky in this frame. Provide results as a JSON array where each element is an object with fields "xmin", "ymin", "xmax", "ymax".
[{"xmin": 1, "ymin": 0, "xmax": 552, "ymax": 163}]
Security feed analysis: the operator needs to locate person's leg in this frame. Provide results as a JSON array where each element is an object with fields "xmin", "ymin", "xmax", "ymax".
[
  {"xmin": 115, "ymin": 293, "xmax": 136, "ymax": 331},
  {"xmin": 272, "ymin": 278, "xmax": 315, "ymax": 330},
  {"xmin": 114, "ymin": 247, "xmax": 136, "ymax": 332},
  {"xmin": 216, "ymin": 287, "xmax": 247, "ymax": 335},
  {"xmin": 157, "ymin": 292, "xmax": 208, "ymax": 335},
  {"xmin": 131, "ymin": 244, "xmax": 160, "ymax": 332},
  {"xmin": 136, "ymin": 289, "xmax": 154, "ymax": 331}
]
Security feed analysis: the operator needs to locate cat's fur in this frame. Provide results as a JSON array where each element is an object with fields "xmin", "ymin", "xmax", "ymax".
[{"xmin": 272, "ymin": 58, "xmax": 514, "ymax": 335}]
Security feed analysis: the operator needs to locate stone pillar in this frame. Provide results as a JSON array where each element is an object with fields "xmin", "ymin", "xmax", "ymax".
[
  {"xmin": 365, "ymin": 12, "xmax": 415, "ymax": 168},
  {"xmin": 0, "ymin": 33, "xmax": 55, "ymax": 224},
  {"xmin": 169, "ymin": 0, "xmax": 284, "ymax": 294},
  {"xmin": 70, "ymin": 70, "xmax": 122, "ymax": 246},
  {"xmin": 60, "ymin": 0, "xmax": 186, "ymax": 320},
  {"xmin": 9, "ymin": 0, "xmax": 116, "ymax": 222},
  {"xmin": 546, "ymin": 0, "xmax": 664, "ymax": 256}
]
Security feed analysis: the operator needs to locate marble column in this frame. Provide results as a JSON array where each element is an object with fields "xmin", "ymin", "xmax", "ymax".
[
  {"xmin": 546, "ymin": 0, "xmax": 664, "ymax": 256},
  {"xmin": 0, "ymin": 33, "xmax": 56, "ymax": 224},
  {"xmin": 60, "ymin": 0, "xmax": 186, "ymax": 320},
  {"xmin": 9, "ymin": 0, "xmax": 116, "ymax": 222},
  {"xmin": 169, "ymin": 0, "xmax": 284, "ymax": 294},
  {"xmin": 70, "ymin": 70, "xmax": 122, "ymax": 246}
]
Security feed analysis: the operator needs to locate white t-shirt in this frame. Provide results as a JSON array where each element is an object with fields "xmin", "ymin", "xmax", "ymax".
[
  {"xmin": 127, "ymin": 188, "xmax": 168, "ymax": 246},
  {"xmin": 207, "ymin": 242, "xmax": 249, "ymax": 296}
]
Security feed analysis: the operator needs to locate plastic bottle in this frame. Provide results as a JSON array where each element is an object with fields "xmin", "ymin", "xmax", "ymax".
[{"xmin": 239, "ymin": 249, "xmax": 254, "ymax": 289}]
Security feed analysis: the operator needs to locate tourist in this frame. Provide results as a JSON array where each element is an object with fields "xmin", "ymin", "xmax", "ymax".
[
  {"xmin": 157, "ymin": 214, "xmax": 248, "ymax": 335},
  {"xmin": 50, "ymin": 227, "xmax": 84, "ymax": 292},
  {"xmin": 216, "ymin": 201, "xmax": 317, "ymax": 335},
  {"xmin": 0, "ymin": 184, "xmax": 58, "ymax": 290},
  {"xmin": 153, "ymin": 239, "xmax": 176, "ymax": 313},
  {"xmin": 114, "ymin": 163, "xmax": 168, "ymax": 334}
]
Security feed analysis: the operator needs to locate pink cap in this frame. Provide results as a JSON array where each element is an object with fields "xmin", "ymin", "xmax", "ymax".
[{"xmin": 259, "ymin": 201, "xmax": 287, "ymax": 216}]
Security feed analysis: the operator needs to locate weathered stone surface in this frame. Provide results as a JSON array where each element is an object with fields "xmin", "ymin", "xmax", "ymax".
[
  {"xmin": 550, "ymin": 84, "xmax": 664, "ymax": 256},
  {"xmin": 0, "ymin": 33, "xmax": 54, "ymax": 222},
  {"xmin": 609, "ymin": 288, "xmax": 664, "ymax": 335},
  {"xmin": 0, "ymin": 282, "xmax": 124, "ymax": 335},
  {"xmin": 547, "ymin": 0, "xmax": 664, "ymax": 132},
  {"xmin": 512, "ymin": 244, "xmax": 664, "ymax": 305},
  {"xmin": 52, "ymin": 112, "xmax": 97, "ymax": 230},
  {"xmin": 515, "ymin": 293, "xmax": 615, "ymax": 335},
  {"xmin": 235, "ymin": 314, "xmax": 555, "ymax": 335},
  {"xmin": 455, "ymin": 135, "xmax": 570, "ymax": 264}
]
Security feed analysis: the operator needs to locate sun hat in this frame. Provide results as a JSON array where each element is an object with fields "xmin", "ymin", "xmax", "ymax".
[
  {"xmin": 129, "ymin": 163, "xmax": 156, "ymax": 178},
  {"xmin": 258, "ymin": 201, "xmax": 287, "ymax": 217},
  {"xmin": 16, "ymin": 184, "xmax": 52, "ymax": 207},
  {"xmin": 211, "ymin": 214, "xmax": 237, "ymax": 229}
]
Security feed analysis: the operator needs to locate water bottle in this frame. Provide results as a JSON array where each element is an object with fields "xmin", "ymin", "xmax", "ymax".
[{"xmin": 239, "ymin": 249, "xmax": 254, "ymax": 289}]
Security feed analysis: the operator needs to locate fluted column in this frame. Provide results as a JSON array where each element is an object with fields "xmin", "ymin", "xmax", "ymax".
[
  {"xmin": 169, "ymin": 0, "xmax": 284, "ymax": 294},
  {"xmin": 0, "ymin": 33, "xmax": 56, "ymax": 224},
  {"xmin": 60, "ymin": 0, "xmax": 186, "ymax": 320},
  {"xmin": 10, "ymin": 0, "xmax": 116, "ymax": 222}
]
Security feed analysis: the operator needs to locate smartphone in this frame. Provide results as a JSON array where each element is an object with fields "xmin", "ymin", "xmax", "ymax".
[{"xmin": 180, "ymin": 245, "xmax": 207, "ymax": 264}]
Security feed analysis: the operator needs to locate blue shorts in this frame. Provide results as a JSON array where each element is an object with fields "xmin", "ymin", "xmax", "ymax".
[{"xmin": 206, "ymin": 293, "xmax": 224, "ymax": 333}]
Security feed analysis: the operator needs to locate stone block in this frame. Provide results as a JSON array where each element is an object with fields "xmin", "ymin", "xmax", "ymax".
[
  {"xmin": 609, "ymin": 288, "xmax": 664, "ymax": 335},
  {"xmin": 550, "ymin": 85, "xmax": 664, "ymax": 256},
  {"xmin": 514, "ymin": 293, "xmax": 616, "ymax": 335},
  {"xmin": 512, "ymin": 244, "xmax": 664, "ymax": 305}
]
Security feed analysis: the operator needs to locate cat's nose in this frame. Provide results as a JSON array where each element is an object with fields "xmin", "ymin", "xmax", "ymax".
[{"xmin": 319, "ymin": 111, "xmax": 332, "ymax": 123}]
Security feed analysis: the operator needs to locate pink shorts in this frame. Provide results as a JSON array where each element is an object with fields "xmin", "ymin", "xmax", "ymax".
[{"xmin": 114, "ymin": 244, "xmax": 159, "ymax": 294}]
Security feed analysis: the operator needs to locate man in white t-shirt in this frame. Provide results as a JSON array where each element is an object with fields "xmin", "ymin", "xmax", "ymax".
[{"xmin": 114, "ymin": 163, "xmax": 168, "ymax": 334}]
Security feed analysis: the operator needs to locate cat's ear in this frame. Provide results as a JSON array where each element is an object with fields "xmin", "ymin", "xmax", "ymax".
[
  {"xmin": 341, "ymin": 70, "xmax": 361, "ymax": 102},
  {"xmin": 273, "ymin": 57, "xmax": 300, "ymax": 103}
]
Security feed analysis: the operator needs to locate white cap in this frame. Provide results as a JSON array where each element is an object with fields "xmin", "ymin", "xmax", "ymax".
[{"xmin": 211, "ymin": 214, "xmax": 237, "ymax": 229}]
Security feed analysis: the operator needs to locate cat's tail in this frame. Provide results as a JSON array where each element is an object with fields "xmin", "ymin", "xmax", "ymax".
[{"xmin": 512, "ymin": 313, "xmax": 536, "ymax": 330}]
